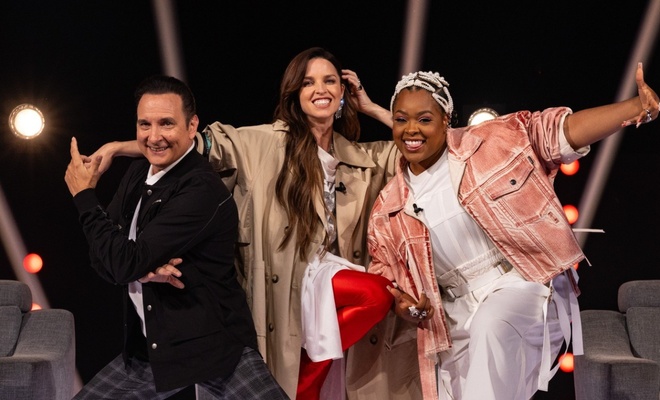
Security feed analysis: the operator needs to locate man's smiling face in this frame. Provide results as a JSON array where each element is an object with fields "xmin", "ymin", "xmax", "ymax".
[{"xmin": 136, "ymin": 93, "xmax": 198, "ymax": 173}]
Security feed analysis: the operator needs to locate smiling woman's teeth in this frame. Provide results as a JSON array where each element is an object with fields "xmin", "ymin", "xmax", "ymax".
[
  {"xmin": 405, "ymin": 140, "xmax": 424, "ymax": 150},
  {"xmin": 314, "ymin": 99, "xmax": 330, "ymax": 107}
]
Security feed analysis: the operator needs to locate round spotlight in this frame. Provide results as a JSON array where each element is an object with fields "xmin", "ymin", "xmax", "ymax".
[
  {"xmin": 468, "ymin": 107, "xmax": 499, "ymax": 126},
  {"xmin": 9, "ymin": 104, "xmax": 45, "ymax": 139}
]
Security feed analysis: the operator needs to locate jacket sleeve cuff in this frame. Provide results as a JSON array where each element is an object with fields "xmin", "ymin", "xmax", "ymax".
[
  {"xmin": 559, "ymin": 111, "xmax": 590, "ymax": 163},
  {"xmin": 72, "ymin": 188, "xmax": 101, "ymax": 215}
]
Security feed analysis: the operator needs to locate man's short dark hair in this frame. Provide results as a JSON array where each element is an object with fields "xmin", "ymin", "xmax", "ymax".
[{"xmin": 135, "ymin": 75, "xmax": 196, "ymax": 123}]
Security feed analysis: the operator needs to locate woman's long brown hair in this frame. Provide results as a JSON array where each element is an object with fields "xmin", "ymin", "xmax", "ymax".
[{"xmin": 273, "ymin": 47, "xmax": 360, "ymax": 260}]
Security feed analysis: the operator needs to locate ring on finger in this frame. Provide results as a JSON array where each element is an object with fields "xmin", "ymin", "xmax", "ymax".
[
  {"xmin": 420, "ymin": 310, "xmax": 428, "ymax": 319},
  {"xmin": 645, "ymin": 108, "xmax": 652, "ymax": 123},
  {"xmin": 357, "ymin": 79, "xmax": 363, "ymax": 91},
  {"xmin": 408, "ymin": 306, "xmax": 421, "ymax": 318}
]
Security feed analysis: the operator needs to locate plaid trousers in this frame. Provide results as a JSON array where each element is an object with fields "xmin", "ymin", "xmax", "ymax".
[{"xmin": 73, "ymin": 346, "xmax": 289, "ymax": 399}]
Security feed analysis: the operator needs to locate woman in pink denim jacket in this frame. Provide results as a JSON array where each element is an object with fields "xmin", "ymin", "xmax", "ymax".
[{"xmin": 367, "ymin": 65, "xmax": 659, "ymax": 400}]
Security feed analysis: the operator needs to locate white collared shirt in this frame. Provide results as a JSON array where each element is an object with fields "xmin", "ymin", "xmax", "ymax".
[{"xmin": 128, "ymin": 142, "xmax": 195, "ymax": 337}]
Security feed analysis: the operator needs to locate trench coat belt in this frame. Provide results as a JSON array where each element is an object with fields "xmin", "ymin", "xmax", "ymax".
[{"xmin": 444, "ymin": 260, "xmax": 513, "ymax": 299}]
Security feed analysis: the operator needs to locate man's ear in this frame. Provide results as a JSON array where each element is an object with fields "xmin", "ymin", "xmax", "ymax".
[{"xmin": 188, "ymin": 115, "xmax": 199, "ymax": 137}]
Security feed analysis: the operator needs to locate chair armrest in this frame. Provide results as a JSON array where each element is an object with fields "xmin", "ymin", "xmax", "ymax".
[
  {"xmin": 574, "ymin": 310, "xmax": 659, "ymax": 400},
  {"xmin": 14, "ymin": 309, "xmax": 75, "ymax": 358},
  {"xmin": 0, "ymin": 356, "xmax": 60, "ymax": 399},
  {"xmin": 0, "ymin": 309, "xmax": 76, "ymax": 400}
]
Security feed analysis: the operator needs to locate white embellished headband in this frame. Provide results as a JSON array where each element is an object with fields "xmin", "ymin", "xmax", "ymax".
[{"xmin": 390, "ymin": 71, "xmax": 454, "ymax": 117}]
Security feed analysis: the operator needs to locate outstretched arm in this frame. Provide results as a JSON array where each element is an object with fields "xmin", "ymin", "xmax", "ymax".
[
  {"xmin": 83, "ymin": 140, "xmax": 142, "ymax": 174},
  {"xmin": 342, "ymin": 69, "xmax": 393, "ymax": 128},
  {"xmin": 564, "ymin": 62, "xmax": 659, "ymax": 149}
]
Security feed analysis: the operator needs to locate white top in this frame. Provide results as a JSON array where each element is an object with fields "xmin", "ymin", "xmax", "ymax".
[
  {"xmin": 300, "ymin": 146, "xmax": 359, "ymax": 362},
  {"xmin": 406, "ymin": 149, "xmax": 496, "ymax": 276},
  {"xmin": 318, "ymin": 145, "xmax": 340, "ymax": 246}
]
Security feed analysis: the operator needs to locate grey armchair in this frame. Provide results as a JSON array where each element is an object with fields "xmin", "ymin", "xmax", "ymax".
[
  {"xmin": 0, "ymin": 280, "xmax": 75, "ymax": 400},
  {"xmin": 574, "ymin": 280, "xmax": 660, "ymax": 400}
]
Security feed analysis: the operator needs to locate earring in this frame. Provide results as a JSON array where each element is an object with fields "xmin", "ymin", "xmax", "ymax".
[{"xmin": 335, "ymin": 97, "xmax": 345, "ymax": 119}]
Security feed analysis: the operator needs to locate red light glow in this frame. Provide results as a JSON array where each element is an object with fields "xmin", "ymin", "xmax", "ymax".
[
  {"xmin": 559, "ymin": 353, "xmax": 574, "ymax": 373},
  {"xmin": 23, "ymin": 253, "xmax": 43, "ymax": 274},
  {"xmin": 560, "ymin": 160, "xmax": 579, "ymax": 176},
  {"xmin": 563, "ymin": 205, "xmax": 579, "ymax": 224}
]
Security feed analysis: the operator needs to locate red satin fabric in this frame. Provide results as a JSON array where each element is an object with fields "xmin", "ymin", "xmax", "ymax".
[{"xmin": 297, "ymin": 269, "xmax": 392, "ymax": 399}]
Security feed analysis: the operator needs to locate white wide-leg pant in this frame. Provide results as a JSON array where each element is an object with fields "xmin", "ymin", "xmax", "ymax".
[{"xmin": 437, "ymin": 269, "xmax": 569, "ymax": 400}]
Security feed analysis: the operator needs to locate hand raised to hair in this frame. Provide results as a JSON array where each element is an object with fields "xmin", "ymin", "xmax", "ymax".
[
  {"xmin": 387, "ymin": 284, "xmax": 435, "ymax": 323},
  {"xmin": 138, "ymin": 258, "xmax": 185, "ymax": 289},
  {"xmin": 342, "ymin": 69, "xmax": 370, "ymax": 105},
  {"xmin": 342, "ymin": 69, "xmax": 393, "ymax": 128}
]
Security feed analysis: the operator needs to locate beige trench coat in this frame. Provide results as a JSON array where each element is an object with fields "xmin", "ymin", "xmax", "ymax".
[{"xmin": 196, "ymin": 120, "xmax": 417, "ymax": 399}]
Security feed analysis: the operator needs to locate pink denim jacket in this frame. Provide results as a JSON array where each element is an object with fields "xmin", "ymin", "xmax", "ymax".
[{"xmin": 367, "ymin": 107, "xmax": 585, "ymax": 399}]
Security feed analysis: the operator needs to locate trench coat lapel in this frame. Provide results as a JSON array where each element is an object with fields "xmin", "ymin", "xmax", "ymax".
[
  {"xmin": 335, "ymin": 171, "xmax": 367, "ymax": 250},
  {"xmin": 311, "ymin": 169, "xmax": 366, "ymax": 247},
  {"xmin": 332, "ymin": 133, "xmax": 376, "ymax": 255},
  {"xmin": 313, "ymin": 188, "xmax": 329, "ymax": 234}
]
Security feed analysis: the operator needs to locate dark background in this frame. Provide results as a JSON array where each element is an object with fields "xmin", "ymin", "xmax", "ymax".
[{"xmin": 1, "ymin": 1, "xmax": 658, "ymax": 398}]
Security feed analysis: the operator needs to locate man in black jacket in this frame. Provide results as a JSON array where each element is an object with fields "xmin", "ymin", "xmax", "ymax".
[{"xmin": 65, "ymin": 75, "xmax": 287, "ymax": 399}]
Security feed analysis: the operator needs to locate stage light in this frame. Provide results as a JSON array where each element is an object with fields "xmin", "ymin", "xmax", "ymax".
[
  {"xmin": 563, "ymin": 204, "xmax": 579, "ymax": 224},
  {"xmin": 9, "ymin": 104, "xmax": 45, "ymax": 139},
  {"xmin": 561, "ymin": 160, "xmax": 580, "ymax": 176},
  {"xmin": 467, "ymin": 107, "xmax": 499, "ymax": 126},
  {"xmin": 559, "ymin": 353, "xmax": 574, "ymax": 373},
  {"xmin": 23, "ymin": 253, "xmax": 43, "ymax": 274}
]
